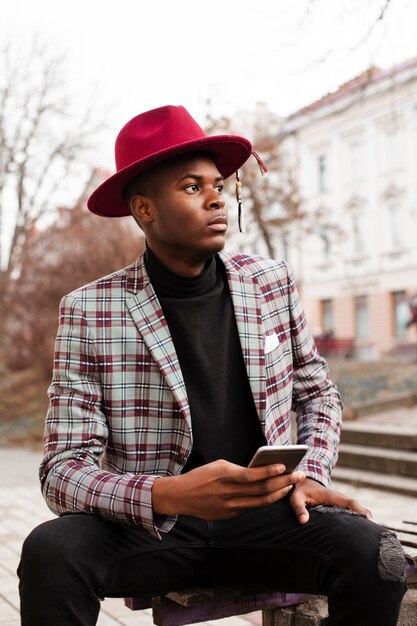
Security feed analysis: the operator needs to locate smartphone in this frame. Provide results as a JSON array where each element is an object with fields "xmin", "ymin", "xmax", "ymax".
[{"xmin": 248, "ymin": 444, "xmax": 308, "ymax": 472}]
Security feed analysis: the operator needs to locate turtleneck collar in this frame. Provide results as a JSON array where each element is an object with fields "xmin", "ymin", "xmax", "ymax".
[{"xmin": 144, "ymin": 246, "xmax": 219, "ymax": 298}]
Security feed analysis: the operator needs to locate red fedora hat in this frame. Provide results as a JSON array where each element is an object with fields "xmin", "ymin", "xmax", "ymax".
[{"xmin": 87, "ymin": 105, "xmax": 254, "ymax": 218}]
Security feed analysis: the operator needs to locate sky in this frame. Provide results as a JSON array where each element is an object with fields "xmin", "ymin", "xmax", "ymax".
[{"xmin": 2, "ymin": 0, "xmax": 417, "ymax": 169}]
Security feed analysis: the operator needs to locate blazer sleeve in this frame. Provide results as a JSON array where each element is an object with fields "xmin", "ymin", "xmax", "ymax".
[
  {"xmin": 284, "ymin": 264, "xmax": 342, "ymax": 486},
  {"xmin": 40, "ymin": 294, "xmax": 176, "ymax": 538}
]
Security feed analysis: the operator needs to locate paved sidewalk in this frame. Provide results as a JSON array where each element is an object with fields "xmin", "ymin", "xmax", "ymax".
[
  {"xmin": 0, "ymin": 448, "xmax": 263, "ymax": 626},
  {"xmin": 1, "ymin": 430, "xmax": 416, "ymax": 625}
]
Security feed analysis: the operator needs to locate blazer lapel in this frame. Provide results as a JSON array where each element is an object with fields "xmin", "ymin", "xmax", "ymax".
[
  {"xmin": 222, "ymin": 256, "xmax": 267, "ymax": 424},
  {"xmin": 125, "ymin": 256, "xmax": 192, "ymax": 430}
]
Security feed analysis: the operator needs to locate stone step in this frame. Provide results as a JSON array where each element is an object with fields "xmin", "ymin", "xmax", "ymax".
[
  {"xmin": 337, "ymin": 443, "xmax": 417, "ymax": 477},
  {"xmin": 340, "ymin": 422, "xmax": 417, "ymax": 451},
  {"xmin": 332, "ymin": 466, "xmax": 417, "ymax": 498}
]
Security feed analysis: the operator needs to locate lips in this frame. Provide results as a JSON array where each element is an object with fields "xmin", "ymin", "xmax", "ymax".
[
  {"xmin": 208, "ymin": 214, "xmax": 228, "ymax": 227},
  {"xmin": 207, "ymin": 215, "xmax": 228, "ymax": 232}
]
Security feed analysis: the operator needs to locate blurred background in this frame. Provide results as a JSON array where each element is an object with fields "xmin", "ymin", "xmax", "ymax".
[
  {"xmin": 1, "ymin": 0, "xmax": 417, "ymax": 446},
  {"xmin": 2, "ymin": 6, "xmax": 417, "ymax": 622}
]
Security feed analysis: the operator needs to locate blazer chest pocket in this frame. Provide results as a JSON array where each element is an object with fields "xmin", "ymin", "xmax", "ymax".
[{"xmin": 264, "ymin": 332, "xmax": 292, "ymax": 370}]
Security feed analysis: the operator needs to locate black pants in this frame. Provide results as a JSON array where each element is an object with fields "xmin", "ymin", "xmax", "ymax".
[{"xmin": 18, "ymin": 498, "xmax": 407, "ymax": 626}]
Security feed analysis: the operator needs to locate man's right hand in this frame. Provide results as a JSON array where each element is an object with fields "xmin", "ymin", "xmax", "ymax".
[{"xmin": 151, "ymin": 459, "xmax": 305, "ymax": 520}]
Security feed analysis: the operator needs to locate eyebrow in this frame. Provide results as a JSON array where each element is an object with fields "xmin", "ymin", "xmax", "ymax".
[{"xmin": 177, "ymin": 172, "xmax": 225, "ymax": 183}]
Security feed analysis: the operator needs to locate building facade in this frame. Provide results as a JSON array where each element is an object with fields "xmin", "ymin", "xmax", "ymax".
[{"xmin": 283, "ymin": 59, "xmax": 417, "ymax": 358}]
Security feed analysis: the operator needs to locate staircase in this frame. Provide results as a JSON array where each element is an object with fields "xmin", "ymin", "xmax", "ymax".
[{"xmin": 332, "ymin": 421, "xmax": 417, "ymax": 497}]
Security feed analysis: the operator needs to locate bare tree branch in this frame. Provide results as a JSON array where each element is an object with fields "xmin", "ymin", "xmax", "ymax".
[{"xmin": 0, "ymin": 37, "xmax": 102, "ymax": 275}]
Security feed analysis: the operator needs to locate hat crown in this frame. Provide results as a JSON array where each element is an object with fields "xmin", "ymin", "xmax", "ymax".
[
  {"xmin": 87, "ymin": 104, "xmax": 253, "ymax": 217},
  {"xmin": 115, "ymin": 105, "xmax": 206, "ymax": 171}
]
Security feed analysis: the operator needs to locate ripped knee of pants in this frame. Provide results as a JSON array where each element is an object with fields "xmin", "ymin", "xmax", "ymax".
[
  {"xmin": 312, "ymin": 505, "xmax": 406, "ymax": 583},
  {"xmin": 378, "ymin": 530, "xmax": 406, "ymax": 583}
]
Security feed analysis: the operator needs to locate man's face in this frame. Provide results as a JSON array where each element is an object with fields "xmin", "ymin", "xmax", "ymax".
[{"xmin": 133, "ymin": 154, "xmax": 228, "ymax": 274}]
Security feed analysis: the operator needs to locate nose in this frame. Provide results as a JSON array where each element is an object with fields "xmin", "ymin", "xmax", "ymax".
[{"xmin": 205, "ymin": 189, "xmax": 225, "ymax": 210}]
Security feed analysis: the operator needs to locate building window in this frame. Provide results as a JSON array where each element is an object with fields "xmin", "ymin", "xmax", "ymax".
[
  {"xmin": 355, "ymin": 295, "xmax": 369, "ymax": 339},
  {"xmin": 382, "ymin": 126, "xmax": 401, "ymax": 171},
  {"xmin": 318, "ymin": 154, "xmax": 327, "ymax": 193},
  {"xmin": 387, "ymin": 203, "xmax": 403, "ymax": 248},
  {"xmin": 348, "ymin": 141, "xmax": 363, "ymax": 181},
  {"xmin": 352, "ymin": 213, "xmax": 364, "ymax": 255},
  {"xmin": 321, "ymin": 299, "xmax": 334, "ymax": 334},
  {"xmin": 392, "ymin": 291, "xmax": 409, "ymax": 337},
  {"xmin": 319, "ymin": 225, "xmax": 331, "ymax": 259}
]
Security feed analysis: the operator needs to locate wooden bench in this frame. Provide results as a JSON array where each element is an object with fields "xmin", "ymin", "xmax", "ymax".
[
  {"xmin": 125, "ymin": 587, "xmax": 305, "ymax": 626},
  {"xmin": 124, "ymin": 522, "xmax": 417, "ymax": 626},
  {"xmin": 314, "ymin": 337, "xmax": 354, "ymax": 359}
]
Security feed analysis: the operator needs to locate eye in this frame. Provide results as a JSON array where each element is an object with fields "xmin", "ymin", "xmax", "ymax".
[
  {"xmin": 215, "ymin": 184, "xmax": 224, "ymax": 194},
  {"xmin": 184, "ymin": 184, "xmax": 199, "ymax": 194}
]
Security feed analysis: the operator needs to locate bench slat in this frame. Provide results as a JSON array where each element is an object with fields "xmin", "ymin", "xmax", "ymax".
[
  {"xmin": 385, "ymin": 521, "xmax": 417, "ymax": 537},
  {"xmin": 166, "ymin": 587, "xmax": 223, "ymax": 606},
  {"xmin": 389, "ymin": 531, "xmax": 417, "ymax": 549},
  {"xmin": 152, "ymin": 591, "xmax": 303, "ymax": 626}
]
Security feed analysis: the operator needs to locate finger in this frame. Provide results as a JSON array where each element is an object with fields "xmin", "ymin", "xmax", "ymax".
[
  {"xmin": 239, "ymin": 464, "xmax": 288, "ymax": 482},
  {"xmin": 320, "ymin": 490, "xmax": 375, "ymax": 522},
  {"xmin": 213, "ymin": 460, "xmax": 285, "ymax": 484},
  {"xmin": 227, "ymin": 483, "xmax": 296, "ymax": 513},
  {"xmin": 233, "ymin": 471, "xmax": 306, "ymax": 498},
  {"xmin": 338, "ymin": 496, "xmax": 374, "ymax": 521},
  {"xmin": 245, "ymin": 465, "xmax": 307, "ymax": 484},
  {"xmin": 289, "ymin": 489, "xmax": 310, "ymax": 524},
  {"xmin": 289, "ymin": 470, "xmax": 306, "ymax": 485}
]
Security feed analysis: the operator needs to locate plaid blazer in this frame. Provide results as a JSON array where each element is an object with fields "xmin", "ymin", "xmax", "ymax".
[{"xmin": 41, "ymin": 252, "xmax": 342, "ymax": 537}]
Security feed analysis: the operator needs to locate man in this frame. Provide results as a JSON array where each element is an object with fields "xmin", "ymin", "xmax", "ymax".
[
  {"xmin": 406, "ymin": 294, "xmax": 417, "ymax": 328},
  {"xmin": 18, "ymin": 105, "xmax": 406, "ymax": 625}
]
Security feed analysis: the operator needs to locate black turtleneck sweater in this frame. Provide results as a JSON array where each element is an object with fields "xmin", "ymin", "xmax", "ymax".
[{"xmin": 145, "ymin": 248, "xmax": 265, "ymax": 472}]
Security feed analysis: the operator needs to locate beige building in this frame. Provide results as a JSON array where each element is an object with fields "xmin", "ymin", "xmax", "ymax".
[{"xmin": 282, "ymin": 58, "xmax": 417, "ymax": 359}]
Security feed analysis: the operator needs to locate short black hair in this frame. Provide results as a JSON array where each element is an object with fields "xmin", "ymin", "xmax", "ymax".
[{"xmin": 123, "ymin": 171, "xmax": 151, "ymax": 209}]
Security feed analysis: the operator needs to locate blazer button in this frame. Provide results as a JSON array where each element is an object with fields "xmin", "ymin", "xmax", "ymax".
[{"xmin": 177, "ymin": 453, "xmax": 185, "ymax": 464}]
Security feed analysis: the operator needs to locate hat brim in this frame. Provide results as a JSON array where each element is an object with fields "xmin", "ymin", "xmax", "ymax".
[{"xmin": 87, "ymin": 135, "xmax": 252, "ymax": 217}]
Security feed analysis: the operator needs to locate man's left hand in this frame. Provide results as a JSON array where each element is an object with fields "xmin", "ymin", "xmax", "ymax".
[{"xmin": 289, "ymin": 477, "xmax": 374, "ymax": 524}]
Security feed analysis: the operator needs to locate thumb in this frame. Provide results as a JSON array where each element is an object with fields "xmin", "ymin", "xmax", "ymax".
[{"xmin": 290, "ymin": 488, "xmax": 310, "ymax": 525}]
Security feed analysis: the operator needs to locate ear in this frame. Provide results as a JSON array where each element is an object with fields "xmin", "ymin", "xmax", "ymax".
[{"xmin": 130, "ymin": 195, "xmax": 154, "ymax": 225}]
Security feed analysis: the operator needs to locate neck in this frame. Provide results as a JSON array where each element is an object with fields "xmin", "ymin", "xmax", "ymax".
[
  {"xmin": 145, "ymin": 247, "xmax": 218, "ymax": 298},
  {"xmin": 144, "ymin": 243, "xmax": 215, "ymax": 277}
]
